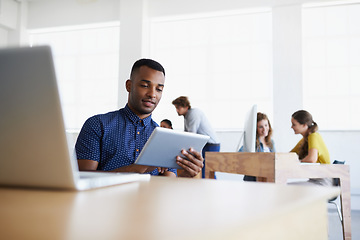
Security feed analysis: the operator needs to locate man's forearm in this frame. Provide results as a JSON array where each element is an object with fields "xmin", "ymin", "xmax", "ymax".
[{"xmin": 111, "ymin": 164, "xmax": 139, "ymax": 173}]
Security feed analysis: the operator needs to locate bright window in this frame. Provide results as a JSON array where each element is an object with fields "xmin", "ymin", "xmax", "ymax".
[
  {"xmin": 302, "ymin": 3, "xmax": 360, "ymax": 130},
  {"xmin": 29, "ymin": 22, "xmax": 120, "ymax": 131},
  {"xmin": 149, "ymin": 10, "xmax": 273, "ymax": 130}
]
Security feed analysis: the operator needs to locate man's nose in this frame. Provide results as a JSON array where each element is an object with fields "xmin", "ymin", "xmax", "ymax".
[{"xmin": 147, "ymin": 87, "xmax": 156, "ymax": 98}]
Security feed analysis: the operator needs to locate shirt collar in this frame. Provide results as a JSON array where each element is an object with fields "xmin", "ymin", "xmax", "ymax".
[{"xmin": 124, "ymin": 104, "xmax": 152, "ymax": 126}]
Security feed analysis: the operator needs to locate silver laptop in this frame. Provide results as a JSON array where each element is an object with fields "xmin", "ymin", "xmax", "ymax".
[{"xmin": 0, "ymin": 46, "xmax": 150, "ymax": 190}]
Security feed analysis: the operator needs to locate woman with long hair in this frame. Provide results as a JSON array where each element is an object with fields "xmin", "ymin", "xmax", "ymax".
[
  {"xmin": 290, "ymin": 110, "xmax": 331, "ymax": 186},
  {"xmin": 255, "ymin": 112, "xmax": 275, "ymax": 152},
  {"xmin": 240, "ymin": 112, "xmax": 275, "ymax": 181}
]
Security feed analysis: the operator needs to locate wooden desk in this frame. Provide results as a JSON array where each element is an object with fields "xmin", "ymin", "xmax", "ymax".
[
  {"xmin": 0, "ymin": 176, "xmax": 338, "ymax": 240},
  {"xmin": 205, "ymin": 152, "xmax": 351, "ymax": 240}
]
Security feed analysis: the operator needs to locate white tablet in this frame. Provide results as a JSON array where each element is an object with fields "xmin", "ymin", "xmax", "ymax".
[{"xmin": 134, "ymin": 127, "xmax": 210, "ymax": 169}]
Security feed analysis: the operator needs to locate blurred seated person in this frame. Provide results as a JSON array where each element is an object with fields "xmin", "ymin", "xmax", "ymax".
[
  {"xmin": 289, "ymin": 110, "xmax": 331, "ymax": 186},
  {"xmin": 239, "ymin": 112, "xmax": 275, "ymax": 182},
  {"xmin": 160, "ymin": 119, "xmax": 173, "ymax": 129}
]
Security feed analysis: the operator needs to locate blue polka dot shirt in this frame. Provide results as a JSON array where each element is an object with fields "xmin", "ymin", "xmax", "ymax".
[{"xmin": 75, "ymin": 104, "xmax": 176, "ymax": 176}]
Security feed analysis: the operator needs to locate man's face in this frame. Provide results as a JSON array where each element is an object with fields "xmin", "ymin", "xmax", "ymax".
[
  {"xmin": 126, "ymin": 66, "xmax": 165, "ymax": 119},
  {"xmin": 175, "ymin": 105, "xmax": 188, "ymax": 116}
]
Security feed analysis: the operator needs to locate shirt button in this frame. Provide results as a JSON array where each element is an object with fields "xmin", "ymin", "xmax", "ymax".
[
  {"xmin": 136, "ymin": 149, "xmax": 139, "ymax": 152},
  {"xmin": 137, "ymin": 132, "xmax": 140, "ymax": 135}
]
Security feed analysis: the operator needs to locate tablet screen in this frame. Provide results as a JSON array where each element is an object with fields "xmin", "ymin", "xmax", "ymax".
[{"xmin": 134, "ymin": 127, "xmax": 210, "ymax": 169}]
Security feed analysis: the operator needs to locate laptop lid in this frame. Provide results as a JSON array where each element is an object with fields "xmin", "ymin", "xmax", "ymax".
[{"xmin": 0, "ymin": 46, "xmax": 79, "ymax": 189}]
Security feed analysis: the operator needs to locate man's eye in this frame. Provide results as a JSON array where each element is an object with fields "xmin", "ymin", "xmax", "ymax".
[
  {"xmin": 157, "ymin": 88, "xmax": 163, "ymax": 92},
  {"xmin": 141, "ymin": 84, "xmax": 149, "ymax": 88}
]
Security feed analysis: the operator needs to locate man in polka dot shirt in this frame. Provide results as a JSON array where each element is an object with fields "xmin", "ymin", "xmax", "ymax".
[{"xmin": 75, "ymin": 59, "xmax": 204, "ymax": 177}]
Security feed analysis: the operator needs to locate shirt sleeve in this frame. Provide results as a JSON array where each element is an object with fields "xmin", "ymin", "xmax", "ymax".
[
  {"xmin": 75, "ymin": 116, "xmax": 102, "ymax": 162},
  {"xmin": 168, "ymin": 168, "xmax": 177, "ymax": 176}
]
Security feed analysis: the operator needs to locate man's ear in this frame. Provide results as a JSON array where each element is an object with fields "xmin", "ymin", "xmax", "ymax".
[{"xmin": 125, "ymin": 79, "xmax": 131, "ymax": 93}]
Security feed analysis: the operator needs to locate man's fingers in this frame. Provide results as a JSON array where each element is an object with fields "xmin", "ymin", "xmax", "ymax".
[{"xmin": 176, "ymin": 159, "xmax": 197, "ymax": 177}]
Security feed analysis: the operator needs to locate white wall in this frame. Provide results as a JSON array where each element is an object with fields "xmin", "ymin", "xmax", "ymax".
[
  {"xmin": 0, "ymin": 0, "xmax": 18, "ymax": 29},
  {"xmin": 27, "ymin": 0, "xmax": 120, "ymax": 29},
  {"xmin": 0, "ymin": 0, "xmax": 17, "ymax": 47},
  {"xmin": 0, "ymin": 28, "xmax": 7, "ymax": 47},
  {"xmin": 272, "ymin": 5, "xmax": 304, "ymax": 152},
  {"xmin": 148, "ymin": 0, "xmax": 340, "ymax": 17},
  {"xmin": 0, "ymin": 0, "xmax": 29, "ymax": 47}
]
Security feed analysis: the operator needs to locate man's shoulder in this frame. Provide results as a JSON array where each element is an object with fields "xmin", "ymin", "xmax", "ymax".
[
  {"xmin": 188, "ymin": 108, "xmax": 203, "ymax": 115},
  {"xmin": 98, "ymin": 109, "xmax": 122, "ymax": 119},
  {"xmin": 90, "ymin": 109, "xmax": 122, "ymax": 119},
  {"xmin": 85, "ymin": 109, "xmax": 123, "ymax": 125},
  {"xmin": 149, "ymin": 118, "xmax": 159, "ymax": 128}
]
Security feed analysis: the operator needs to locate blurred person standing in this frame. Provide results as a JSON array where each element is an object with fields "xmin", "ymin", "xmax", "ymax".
[{"xmin": 172, "ymin": 96, "xmax": 220, "ymax": 178}]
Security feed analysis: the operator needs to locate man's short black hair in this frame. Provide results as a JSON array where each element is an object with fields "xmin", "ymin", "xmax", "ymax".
[{"xmin": 130, "ymin": 58, "xmax": 165, "ymax": 79}]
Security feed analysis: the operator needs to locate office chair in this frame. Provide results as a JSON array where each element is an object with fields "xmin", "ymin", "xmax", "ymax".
[{"xmin": 328, "ymin": 160, "xmax": 345, "ymax": 223}]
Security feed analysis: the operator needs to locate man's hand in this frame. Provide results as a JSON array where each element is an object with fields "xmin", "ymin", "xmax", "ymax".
[{"xmin": 176, "ymin": 148, "xmax": 204, "ymax": 178}]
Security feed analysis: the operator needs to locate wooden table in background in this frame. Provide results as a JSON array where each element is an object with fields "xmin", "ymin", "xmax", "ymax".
[{"xmin": 205, "ymin": 152, "xmax": 351, "ymax": 240}]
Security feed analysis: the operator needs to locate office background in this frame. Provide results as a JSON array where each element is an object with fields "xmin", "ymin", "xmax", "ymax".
[{"xmin": 1, "ymin": 0, "xmax": 359, "ymax": 209}]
